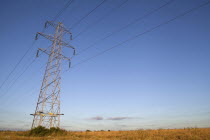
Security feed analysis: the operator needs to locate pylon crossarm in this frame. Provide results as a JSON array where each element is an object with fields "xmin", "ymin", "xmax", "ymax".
[
  {"xmin": 45, "ymin": 21, "xmax": 57, "ymax": 29},
  {"xmin": 35, "ymin": 32, "xmax": 54, "ymax": 41},
  {"xmin": 37, "ymin": 48, "xmax": 49, "ymax": 55},
  {"xmin": 60, "ymin": 42, "xmax": 76, "ymax": 55},
  {"xmin": 60, "ymin": 41, "xmax": 75, "ymax": 50},
  {"xmin": 36, "ymin": 32, "xmax": 75, "ymax": 54},
  {"xmin": 38, "ymin": 48, "xmax": 70, "ymax": 61},
  {"xmin": 45, "ymin": 21, "xmax": 73, "ymax": 39}
]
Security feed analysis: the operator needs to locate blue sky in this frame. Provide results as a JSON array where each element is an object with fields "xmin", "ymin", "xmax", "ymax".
[{"xmin": 0, "ymin": 0, "xmax": 210, "ymax": 131}]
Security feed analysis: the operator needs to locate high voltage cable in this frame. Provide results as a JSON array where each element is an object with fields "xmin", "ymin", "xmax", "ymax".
[
  {"xmin": 2, "ymin": 45, "xmax": 51, "ymax": 97},
  {"xmin": 2, "ymin": 53, "xmax": 38, "ymax": 93},
  {"xmin": 71, "ymin": 0, "xmax": 210, "ymax": 70},
  {"xmin": 3, "ymin": 60, "xmax": 67, "ymax": 106},
  {"xmin": 52, "ymin": 0, "xmax": 74, "ymax": 22},
  {"xmin": 1, "ymin": 42, "xmax": 52, "ymax": 104},
  {"xmin": 1, "ymin": 62, "xmax": 47, "ymax": 107},
  {"xmin": 76, "ymin": 0, "xmax": 174, "ymax": 55},
  {"xmin": 33, "ymin": 0, "xmax": 210, "ymax": 105},
  {"xmin": 3, "ymin": 0, "xmax": 210, "ymax": 108},
  {"xmin": 0, "ymin": 40, "xmax": 36, "ymax": 91},
  {"xmin": 0, "ymin": 0, "xmax": 172, "ymax": 106},
  {"xmin": 0, "ymin": 0, "xmax": 75, "ymax": 105},
  {"xmin": 0, "ymin": 1, "xmax": 73, "ymax": 93},
  {"xmin": 0, "ymin": 45, "xmax": 51, "ymax": 98},
  {"xmin": 2, "ymin": 58, "xmax": 68, "ymax": 106},
  {"xmin": 1, "ymin": 58, "xmax": 37, "ymax": 99},
  {"xmin": 69, "ymin": 0, "xmax": 107, "ymax": 29},
  {"xmin": 73, "ymin": 0, "xmax": 129, "ymax": 39},
  {"xmin": 1, "ymin": 0, "xmax": 115, "ymax": 107}
]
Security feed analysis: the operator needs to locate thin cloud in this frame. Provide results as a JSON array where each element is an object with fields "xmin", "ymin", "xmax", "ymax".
[
  {"xmin": 89, "ymin": 116, "xmax": 104, "ymax": 120},
  {"xmin": 107, "ymin": 117, "xmax": 132, "ymax": 120},
  {"xmin": 88, "ymin": 116, "xmax": 138, "ymax": 121}
]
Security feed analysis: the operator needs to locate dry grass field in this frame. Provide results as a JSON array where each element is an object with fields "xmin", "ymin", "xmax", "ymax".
[{"xmin": 0, "ymin": 128, "xmax": 210, "ymax": 140}]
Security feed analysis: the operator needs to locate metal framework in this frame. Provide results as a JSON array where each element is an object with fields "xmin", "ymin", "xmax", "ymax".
[{"xmin": 31, "ymin": 21, "xmax": 75, "ymax": 129}]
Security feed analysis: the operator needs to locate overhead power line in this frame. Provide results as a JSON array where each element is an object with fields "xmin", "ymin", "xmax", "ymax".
[
  {"xmin": 77, "ymin": 0, "xmax": 174, "ymax": 55},
  {"xmin": 1, "ymin": 0, "xmax": 110, "ymax": 99},
  {"xmin": 69, "ymin": 0, "xmax": 107, "ymax": 29},
  {"xmin": 2, "ymin": 0, "xmax": 210, "ymax": 110},
  {"xmin": 0, "ymin": 59, "xmax": 36, "ymax": 99},
  {"xmin": 0, "ymin": 41, "xmax": 36, "ymax": 91},
  {"xmin": 3, "ymin": 47, "xmax": 70, "ymax": 100},
  {"xmin": 1, "ymin": 62, "xmax": 46, "ymax": 108},
  {"xmin": 37, "ymin": 0, "xmax": 208, "ymax": 88},
  {"xmin": 0, "ymin": 45, "xmax": 50, "ymax": 98},
  {"xmin": 71, "ymin": 0, "xmax": 210, "ymax": 69},
  {"xmin": 52, "ymin": 0, "xmax": 74, "ymax": 21},
  {"xmin": 0, "ymin": 0, "xmax": 74, "ymax": 92},
  {"xmin": 1, "ymin": 57, "xmax": 42, "ymax": 99},
  {"xmin": 73, "ymin": 0, "xmax": 129, "ymax": 39}
]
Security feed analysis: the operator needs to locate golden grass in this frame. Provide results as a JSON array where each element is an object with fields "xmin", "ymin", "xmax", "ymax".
[{"xmin": 0, "ymin": 128, "xmax": 210, "ymax": 140}]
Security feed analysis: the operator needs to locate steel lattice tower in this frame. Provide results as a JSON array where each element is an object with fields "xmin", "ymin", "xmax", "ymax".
[{"xmin": 31, "ymin": 21, "xmax": 75, "ymax": 129}]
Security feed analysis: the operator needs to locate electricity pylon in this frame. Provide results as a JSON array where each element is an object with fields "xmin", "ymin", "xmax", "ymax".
[{"xmin": 30, "ymin": 21, "xmax": 75, "ymax": 129}]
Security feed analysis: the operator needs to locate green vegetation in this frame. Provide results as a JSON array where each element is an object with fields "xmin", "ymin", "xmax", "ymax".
[{"xmin": 27, "ymin": 126, "xmax": 67, "ymax": 137}]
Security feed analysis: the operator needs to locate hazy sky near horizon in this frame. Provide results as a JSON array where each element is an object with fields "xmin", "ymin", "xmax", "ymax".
[{"xmin": 0, "ymin": 0, "xmax": 210, "ymax": 131}]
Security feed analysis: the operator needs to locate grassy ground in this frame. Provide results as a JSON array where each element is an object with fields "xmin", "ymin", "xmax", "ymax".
[{"xmin": 0, "ymin": 128, "xmax": 210, "ymax": 140}]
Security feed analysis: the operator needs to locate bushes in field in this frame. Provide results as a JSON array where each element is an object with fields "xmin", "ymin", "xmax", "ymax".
[{"xmin": 27, "ymin": 126, "xmax": 67, "ymax": 136}]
